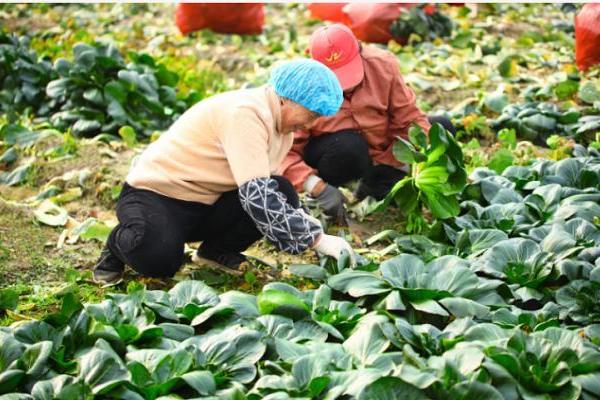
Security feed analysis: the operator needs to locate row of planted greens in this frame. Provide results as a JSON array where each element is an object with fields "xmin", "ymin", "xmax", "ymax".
[
  {"xmin": 4, "ymin": 27, "xmax": 600, "ymax": 147},
  {"xmin": 1, "ymin": 125, "xmax": 600, "ymax": 399},
  {"xmin": 446, "ymin": 81, "xmax": 600, "ymax": 146},
  {"xmin": 1, "ymin": 268, "xmax": 598, "ymax": 399},
  {"xmin": 0, "ymin": 32, "xmax": 210, "ymax": 139}
]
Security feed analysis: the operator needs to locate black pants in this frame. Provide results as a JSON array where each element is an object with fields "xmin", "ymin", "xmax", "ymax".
[
  {"xmin": 303, "ymin": 116, "xmax": 455, "ymax": 200},
  {"xmin": 106, "ymin": 177, "xmax": 298, "ymax": 278}
]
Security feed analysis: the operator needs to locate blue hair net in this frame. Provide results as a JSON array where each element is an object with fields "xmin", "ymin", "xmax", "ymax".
[{"xmin": 269, "ymin": 59, "xmax": 343, "ymax": 116}]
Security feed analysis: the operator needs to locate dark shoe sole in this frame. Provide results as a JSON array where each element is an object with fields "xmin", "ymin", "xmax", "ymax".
[
  {"xmin": 191, "ymin": 253, "xmax": 244, "ymax": 276},
  {"xmin": 93, "ymin": 270, "xmax": 124, "ymax": 287}
]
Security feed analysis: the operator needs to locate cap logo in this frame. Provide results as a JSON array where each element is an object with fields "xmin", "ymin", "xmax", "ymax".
[{"xmin": 325, "ymin": 50, "xmax": 343, "ymax": 64}]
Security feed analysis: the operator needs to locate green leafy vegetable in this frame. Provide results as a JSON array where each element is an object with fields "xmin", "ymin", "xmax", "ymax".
[
  {"xmin": 390, "ymin": 5, "xmax": 454, "ymax": 44},
  {"xmin": 257, "ymin": 289, "xmax": 310, "ymax": 321},
  {"xmin": 370, "ymin": 123, "xmax": 467, "ymax": 233}
]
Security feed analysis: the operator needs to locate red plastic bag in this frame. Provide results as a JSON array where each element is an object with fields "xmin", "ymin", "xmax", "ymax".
[
  {"xmin": 308, "ymin": 3, "xmax": 348, "ymax": 23},
  {"xmin": 175, "ymin": 3, "xmax": 265, "ymax": 36},
  {"xmin": 575, "ymin": 4, "xmax": 600, "ymax": 72},
  {"xmin": 423, "ymin": 4, "xmax": 438, "ymax": 15},
  {"xmin": 342, "ymin": 3, "xmax": 418, "ymax": 44}
]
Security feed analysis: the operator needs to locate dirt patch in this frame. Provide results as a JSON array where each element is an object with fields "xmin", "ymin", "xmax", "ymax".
[
  {"xmin": 30, "ymin": 140, "xmax": 133, "ymax": 186},
  {"xmin": 0, "ymin": 201, "xmax": 63, "ymax": 285},
  {"xmin": 488, "ymin": 21, "xmax": 542, "ymax": 39},
  {"xmin": 0, "ymin": 138, "xmax": 139, "ymax": 288}
]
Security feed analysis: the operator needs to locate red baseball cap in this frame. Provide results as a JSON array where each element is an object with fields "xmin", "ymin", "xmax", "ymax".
[{"xmin": 309, "ymin": 24, "xmax": 364, "ymax": 91}]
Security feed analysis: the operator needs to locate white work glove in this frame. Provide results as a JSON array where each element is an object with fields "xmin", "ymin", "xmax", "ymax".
[{"xmin": 313, "ymin": 234, "xmax": 356, "ymax": 267}]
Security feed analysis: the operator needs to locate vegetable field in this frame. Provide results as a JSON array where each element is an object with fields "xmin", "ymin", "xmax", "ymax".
[{"xmin": 1, "ymin": 3, "xmax": 600, "ymax": 399}]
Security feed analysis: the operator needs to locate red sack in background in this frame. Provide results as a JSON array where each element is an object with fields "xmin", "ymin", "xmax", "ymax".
[
  {"xmin": 175, "ymin": 3, "xmax": 265, "ymax": 35},
  {"xmin": 342, "ymin": 3, "xmax": 417, "ymax": 44},
  {"xmin": 423, "ymin": 4, "xmax": 438, "ymax": 15},
  {"xmin": 575, "ymin": 4, "xmax": 600, "ymax": 72},
  {"xmin": 308, "ymin": 3, "xmax": 348, "ymax": 23}
]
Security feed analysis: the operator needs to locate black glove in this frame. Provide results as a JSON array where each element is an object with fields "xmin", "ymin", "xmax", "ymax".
[{"xmin": 314, "ymin": 184, "xmax": 348, "ymax": 225}]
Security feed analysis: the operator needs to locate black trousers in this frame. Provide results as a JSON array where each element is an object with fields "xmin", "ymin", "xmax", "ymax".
[
  {"xmin": 303, "ymin": 116, "xmax": 455, "ymax": 200},
  {"xmin": 106, "ymin": 177, "xmax": 298, "ymax": 278}
]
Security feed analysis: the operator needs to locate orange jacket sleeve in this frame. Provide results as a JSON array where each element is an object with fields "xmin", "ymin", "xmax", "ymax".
[
  {"xmin": 386, "ymin": 55, "xmax": 431, "ymax": 139},
  {"xmin": 281, "ymin": 129, "xmax": 317, "ymax": 192}
]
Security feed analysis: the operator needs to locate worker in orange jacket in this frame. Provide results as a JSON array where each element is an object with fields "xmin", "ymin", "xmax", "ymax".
[{"xmin": 282, "ymin": 24, "xmax": 455, "ymax": 224}]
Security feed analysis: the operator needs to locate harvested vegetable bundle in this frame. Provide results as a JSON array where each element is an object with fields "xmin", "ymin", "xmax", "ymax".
[{"xmin": 370, "ymin": 123, "xmax": 467, "ymax": 233}]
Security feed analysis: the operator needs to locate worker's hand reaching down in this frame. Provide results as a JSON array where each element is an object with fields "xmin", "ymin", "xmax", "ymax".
[{"xmin": 312, "ymin": 233, "xmax": 356, "ymax": 267}]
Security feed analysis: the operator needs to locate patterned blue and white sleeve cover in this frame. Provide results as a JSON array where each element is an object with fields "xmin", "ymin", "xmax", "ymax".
[{"xmin": 239, "ymin": 177, "xmax": 322, "ymax": 254}]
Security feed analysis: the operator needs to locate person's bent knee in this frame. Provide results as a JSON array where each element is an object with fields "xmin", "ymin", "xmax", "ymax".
[
  {"xmin": 107, "ymin": 221, "xmax": 145, "ymax": 263},
  {"xmin": 319, "ymin": 131, "xmax": 371, "ymax": 185},
  {"xmin": 328, "ymin": 131, "xmax": 369, "ymax": 164},
  {"xmin": 109, "ymin": 221, "xmax": 184, "ymax": 278},
  {"xmin": 428, "ymin": 115, "xmax": 457, "ymax": 135}
]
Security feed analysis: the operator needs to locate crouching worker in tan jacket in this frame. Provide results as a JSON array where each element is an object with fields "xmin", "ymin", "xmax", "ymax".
[{"xmin": 93, "ymin": 59, "xmax": 355, "ymax": 285}]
